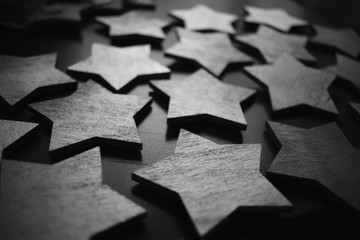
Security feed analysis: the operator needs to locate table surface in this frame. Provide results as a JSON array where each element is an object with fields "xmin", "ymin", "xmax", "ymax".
[{"xmin": 0, "ymin": 0, "xmax": 360, "ymax": 239}]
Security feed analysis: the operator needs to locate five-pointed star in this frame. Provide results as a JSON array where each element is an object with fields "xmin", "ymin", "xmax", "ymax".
[
  {"xmin": 0, "ymin": 54, "xmax": 76, "ymax": 110},
  {"xmin": 165, "ymin": 28, "xmax": 253, "ymax": 77},
  {"xmin": 169, "ymin": 4, "xmax": 238, "ymax": 34},
  {"xmin": 30, "ymin": 81, "xmax": 151, "ymax": 155},
  {"xmin": 266, "ymin": 121, "xmax": 360, "ymax": 211},
  {"xmin": 244, "ymin": 6, "xmax": 308, "ymax": 32},
  {"xmin": 133, "ymin": 129, "xmax": 291, "ymax": 236},
  {"xmin": 310, "ymin": 25, "xmax": 360, "ymax": 58},
  {"xmin": 0, "ymin": 147, "xmax": 146, "ymax": 240},
  {"xmin": 96, "ymin": 11, "xmax": 169, "ymax": 40},
  {"xmin": 236, "ymin": 26, "xmax": 316, "ymax": 63},
  {"xmin": 150, "ymin": 69, "xmax": 256, "ymax": 130},
  {"xmin": 67, "ymin": 43, "xmax": 170, "ymax": 92},
  {"xmin": 244, "ymin": 53, "xmax": 338, "ymax": 115}
]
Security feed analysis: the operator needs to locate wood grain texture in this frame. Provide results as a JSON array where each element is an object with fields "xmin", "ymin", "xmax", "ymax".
[
  {"xmin": 67, "ymin": 43, "xmax": 170, "ymax": 92},
  {"xmin": 150, "ymin": 69, "xmax": 256, "ymax": 130},
  {"xmin": 236, "ymin": 26, "xmax": 316, "ymax": 63},
  {"xmin": 244, "ymin": 53, "xmax": 338, "ymax": 115},
  {"xmin": 0, "ymin": 147, "xmax": 146, "ymax": 240},
  {"xmin": 266, "ymin": 121, "xmax": 360, "ymax": 211},
  {"xmin": 96, "ymin": 11, "xmax": 169, "ymax": 40},
  {"xmin": 169, "ymin": 4, "xmax": 238, "ymax": 34},
  {"xmin": 165, "ymin": 28, "xmax": 253, "ymax": 77},
  {"xmin": 244, "ymin": 6, "xmax": 308, "ymax": 32},
  {"xmin": 30, "ymin": 81, "xmax": 151, "ymax": 155},
  {"xmin": 0, "ymin": 54, "xmax": 76, "ymax": 110},
  {"xmin": 310, "ymin": 25, "xmax": 360, "ymax": 58},
  {"xmin": 349, "ymin": 102, "xmax": 360, "ymax": 122},
  {"xmin": 133, "ymin": 129, "xmax": 291, "ymax": 237}
]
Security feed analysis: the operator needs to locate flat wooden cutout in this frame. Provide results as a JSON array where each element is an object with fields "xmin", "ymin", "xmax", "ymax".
[
  {"xmin": 0, "ymin": 54, "xmax": 76, "ymax": 110},
  {"xmin": 349, "ymin": 102, "xmax": 360, "ymax": 122},
  {"xmin": 82, "ymin": 0, "xmax": 124, "ymax": 16},
  {"xmin": 266, "ymin": 121, "xmax": 360, "ymax": 211},
  {"xmin": 165, "ymin": 28, "xmax": 253, "ymax": 77},
  {"xmin": 244, "ymin": 53, "xmax": 338, "ymax": 116},
  {"xmin": 96, "ymin": 11, "xmax": 169, "ymax": 40},
  {"xmin": 311, "ymin": 25, "xmax": 360, "ymax": 58},
  {"xmin": 237, "ymin": 26, "xmax": 316, "ymax": 63},
  {"xmin": 133, "ymin": 129, "xmax": 291, "ymax": 236},
  {"xmin": 30, "ymin": 81, "xmax": 151, "ymax": 154},
  {"xmin": 150, "ymin": 69, "xmax": 256, "ymax": 130},
  {"xmin": 0, "ymin": 147, "xmax": 146, "ymax": 240},
  {"xmin": 244, "ymin": 6, "xmax": 308, "ymax": 32},
  {"xmin": 67, "ymin": 43, "xmax": 170, "ymax": 91},
  {"xmin": 169, "ymin": 4, "xmax": 238, "ymax": 34}
]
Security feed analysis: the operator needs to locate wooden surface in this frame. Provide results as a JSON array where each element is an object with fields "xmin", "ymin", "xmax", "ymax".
[
  {"xmin": 310, "ymin": 25, "xmax": 360, "ymax": 58},
  {"xmin": 236, "ymin": 26, "xmax": 316, "ymax": 63},
  {"xmin": 266, "ymin": 121, "xmax": 360, "ymax": 212},
  {"xmin": 244, "ymin": 53, "xmax": 338, "ymax": 115},
  {"xmin": 30, "ymin": 81, "xmax": 151, "ymax": 156},
  {"xmin": 169, "ymin": 4, "xmax": 238, "ymax": 34},
  {"xmin": 165, "ymin": 28, "xmax": 253, "ymax": 77},
  {"xmin": 244, "ymin": 5, "xmax": 308, "ymax": 32},
  {"xmin": 0, "ymin": 54, "xmax": 76, "ymax": 110},
  {"xmin": 96, "ymin": 11, "xmax": 169, "ymax": 40},
  {"xmin": 67, "ymin": 43, "xmax": 170, "ymax": 92},
  {"xmin": 0, "ymin": 147, "xmax": 146, "ymax": 240},
  {"xmin": 150, "ymin": 69, "xmax": 256, "ymax": 130},
  {"xmin": 133, "ymin": 129, "xmax": 291, "ymax": 236}
]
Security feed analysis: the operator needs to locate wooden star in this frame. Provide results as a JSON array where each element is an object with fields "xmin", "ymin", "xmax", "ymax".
[
  {"xmin": 244, "ymin": 53, "xmax": 338, "ymax": 116},
  {"xmin": 169, "ymin": 4, "xmax": 238, "ymax": 34},
  {"xmin": 133, "ymin": 129, "xmax": 291, "ymax": 236},
  {"xmin": 244, "ymin": 6, "xmax": 308, "ymax": 32},
  {"xmin": 349, "ymin": 102, "xmax": 360, "ymax": 122},
  {"xmin": 67, "ymin": 43, "xmax": 170, "ymax": 92},
  {"xmin": 0, "ymin": 54, "xmax": 76, "ymax": 111},
  {"xmin": 236, "ymin": 26, "xmax": 316, "ymax": 63},
  {"xmin": 150, "ymin": 69, "xmax": 256, "ymax": 130},
  {"xmin": 310, "ymin": 25, "xmax": 360, "ymax": 58},
  {"xmin": 165, "ymin": 28, "xmax": 253, "ymax": 77},
  {"xmin": 30, "ymin": 81, "xmax": 151, "ymax": 155},
  {"xmin": 0, "ymin": 147, "xmax": 146, "ymax": 240},
  {"xmin": 96, "ymin": 11, "xmax": 169, "ymax": 40},
  {"xmin": 266, "ymin": 121, "xmax": 360, "ymax": 211}
]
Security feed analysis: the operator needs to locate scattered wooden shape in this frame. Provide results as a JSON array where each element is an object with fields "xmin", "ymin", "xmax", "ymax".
[
  {"xmin": 349, "ymin": 102, "xmax": 360, "ymax": 122},
  {"xmin": 30, "ymin": 81, "xmax": 151, "ymax": 155},
  {"xmin": 125, "ymin": 0, "xmax": 155, "ymax": 9},
  {"xmin": 96, "ymin": 11, "xmax": 169, "ymax": 40},
  {"xmin": 82, "ymin": 0, "xmax": 124, "ymax": 16},
  {"xmin": 150, "ymin": 69, "xmax": 256, "ymax": 130},
  {"xmin": 0, "ymin": 147, "xmax": 146, "ymax": 240},
  {"xmin": 165, "ymin": 28, "xmax": 253, "ymax": 77},
  {"xmin": 244, "ymin": 53, "xmax": 338, "ymax": 116},
  {"xmin": 67, "ymin": 43, "xmax": 170, "ymax": 92},
  {"xmin": 0, "ymin": 54, "xmax": 76, "ymax": 111},
  {"xmin": 236, "ymin": 26, "xmax": 316, "ymax": 63},
  {"xmin": 133, "ymin": 129, "xmax": 291, "ymax": 237},
  {"xmin": 169, "ymin": 4, "xmax": 238, "ymax": 34},
  {"xmin": 244, "ymin": 5, "xmax": 308, "ymax": 32},
  {"xmin": 266, "ymin": 121, "xmax": 360, "ymax": 211},
  {"xmin": 310, "ymin": 25, "xmax": 360, "ymax": 58}
]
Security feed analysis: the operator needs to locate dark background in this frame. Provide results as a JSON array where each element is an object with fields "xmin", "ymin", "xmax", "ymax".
[{"xmin": 0, "ymin": 0, "xmax": 360, "ymax": 239}]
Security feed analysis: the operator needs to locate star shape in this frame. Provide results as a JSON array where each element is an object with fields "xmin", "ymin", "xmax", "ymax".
[
  {"xmin": 0, "ymin": 54, "xmax": 76, "ymax": 110},
  {"xmin": 266, "ymin": 121, "xmax": 360, "ymax": 211},
  {"xmin": 244, "ymin": 6, "xmax": 308, "ymax": 32},
  {"xmin": 96, "ymin": 11, "xmax": 169, "ymax": 40},
  {"xmin": 236, "ymin": 26, "xmax": 316, "ymax": 63},
  {"xmin": 169, "ymin": 4, "xmax": 238, "ymax": 34},
  {"xmin": 150, "ymin": 69, "xmax": 256, "ymax": 130},
  {"xmin": 165, "ymin": 28, "xmax": 253, "ymax": 77},
  {"xmin": 30, "ymin": 81, "xmax": 151, "ymax": 155},
  {"xmin": 0, "ymin": 147, "xmax": 146, "ymax": 240},
  {"xmin": 310, "ymin": 25, "xmax": 360, "ymax": 58},
  {"xmin": 244, "ymin": 53, "xmax": 338, "ymax": 115},
  {"xmin": 133, "ymin": 129, "xmax": 291, "ymax": 236},
  {"xmin": 67, "ymin": 43, "xmax": 170, "ymax": 92}
]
